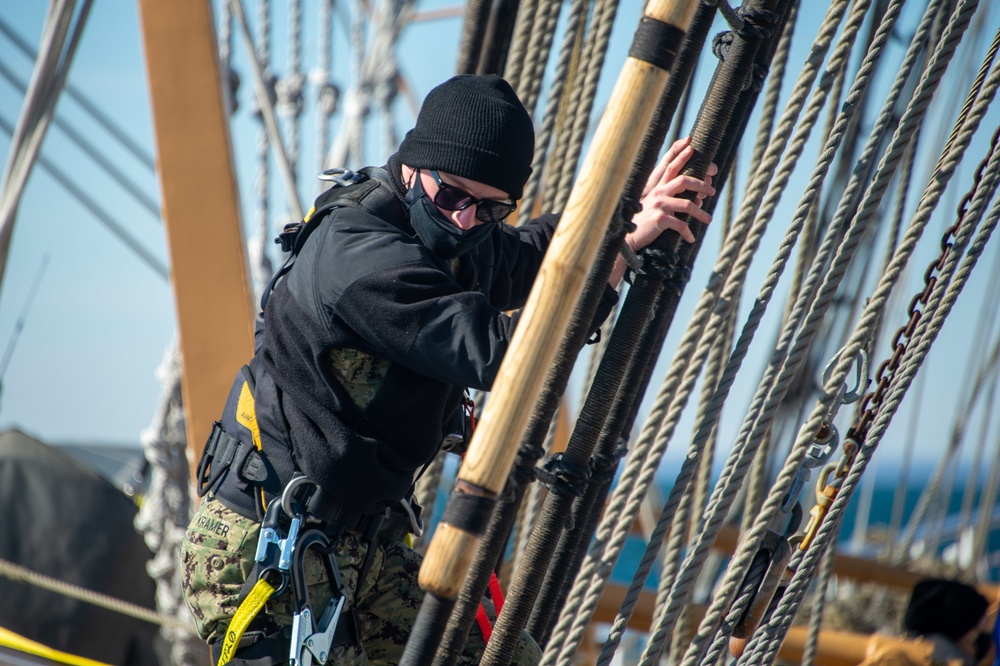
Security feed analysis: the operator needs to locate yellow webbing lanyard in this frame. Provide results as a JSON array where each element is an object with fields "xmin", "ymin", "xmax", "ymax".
[
  {"xmin": 0, "ymin": 626, "xmax": 111, "ymax": 666},
  {"xmin": 217, "ymin": 577, "xmax": 278, "ymax": 666}
]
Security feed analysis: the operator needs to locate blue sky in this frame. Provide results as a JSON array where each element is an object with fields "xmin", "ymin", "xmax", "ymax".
[{"xmin": 1, "ymin": 1, "xmax": 1000, "ymax": 491}]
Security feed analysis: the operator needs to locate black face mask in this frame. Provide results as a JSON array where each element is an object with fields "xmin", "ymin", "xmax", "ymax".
[
  {"xmin": 974, "ymin": 631, "xmax": 992, "ymax": 661},
  {"xmin": 405, "ymin": 174, "xmax": 494, "ymax": 260}
]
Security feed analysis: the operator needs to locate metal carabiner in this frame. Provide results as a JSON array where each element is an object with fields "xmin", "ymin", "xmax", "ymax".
[
  {"xmin": 780, "ymin": 423, "xmax": 839, "ymax": 514},
  {"xmin": 822, "ymin": 347, "xmax": 870, "ymax": 405},
  {"xmin": 399, "ymin": 497, "xmax": 424, "ymax": 538},
  {"xmin": 282, "ymin": 475, "xmax": 318, "ymax": 517},
  {"xmin": 288, "ymin": 529, "xmax": 348, "ymax": 666},
  {"xmin": 318, "ymin": 167, "xmax": 364, "ymax": 187},
  {"xmin": 253, "ymin": 499, "xmax": 290, "ymax": 596}
]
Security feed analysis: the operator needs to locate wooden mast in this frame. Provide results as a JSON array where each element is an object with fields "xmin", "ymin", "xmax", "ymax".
[{"xmin": 136, "ymin": 0, "xmax": 255, "ymax": 484}]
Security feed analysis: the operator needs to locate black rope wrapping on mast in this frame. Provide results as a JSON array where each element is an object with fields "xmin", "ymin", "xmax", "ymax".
[
  {"xmin": 522, "ymin": 0, "xmax": 794, "ymax": 649},
  {"xmin": 476, "ymin": 9, "xmax": 726, "ymax": 664},
  {"xmin": 430, "ymin": 219, "xmax": 629, "ymax": 666},
  {"xmin": 536, "ymin": 453, "xmax": 592, "ymax": 500},
  {"xmin": 456, "ymin": 0, "xmax": 495, "ymax": 75},
  {"xmin": 404, "ymin": 592, "xmax": 457, "ymax": 665},
  {"xmin": 478, "ymin": 0, "xmax": 521, "ymax": 76},
  {"xmin": 513, "ymin": 3, "xmax": 719, "ymax": 650}
]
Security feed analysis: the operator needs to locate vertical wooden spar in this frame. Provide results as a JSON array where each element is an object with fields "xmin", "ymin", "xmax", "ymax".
[
  {"xmin": 136, "ymin": 0, "xmax": 255, "ymax": 483},
  {"xmin": 402, "ymin": 2, "xmax": 699, "ymax": 663}
]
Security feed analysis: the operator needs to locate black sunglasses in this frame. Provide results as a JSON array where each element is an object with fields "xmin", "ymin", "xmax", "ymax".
[{"xmin": 427, "ymin": 170, "xmax": 516, "ymax": 223}]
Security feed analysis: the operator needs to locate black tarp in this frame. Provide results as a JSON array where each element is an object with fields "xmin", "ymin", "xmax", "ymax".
[{"xmin": 0, "ymin": 429, "xmax": 161, "ymax": 665}]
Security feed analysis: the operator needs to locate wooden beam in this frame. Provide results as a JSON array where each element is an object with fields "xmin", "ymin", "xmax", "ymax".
[{"xmin": 136, "ymin": 0, "xmax": 255, "ymax": 483}]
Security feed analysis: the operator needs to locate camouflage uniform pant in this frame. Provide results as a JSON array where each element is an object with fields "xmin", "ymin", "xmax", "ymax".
[{"xmin": 181, "ymin": 495, "xmax": 541, "ymax": 665}]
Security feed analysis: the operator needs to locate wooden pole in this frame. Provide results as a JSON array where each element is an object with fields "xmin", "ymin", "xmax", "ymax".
[
  {"xmin": 397, "ymin": 4, "xmax": 699, "ymax": 664},
  {"xmin": 418, "ymin": 0, "xmax": 699, "ymax": 605},
  {"xmin": 136, "ymin": 0, "xmax": 255, "ymax": 484}
]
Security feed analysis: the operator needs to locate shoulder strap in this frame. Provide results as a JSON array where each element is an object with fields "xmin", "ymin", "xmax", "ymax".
[{"xmin": 260, "ymin": 167, "xmax": 404, "ymax": 312}]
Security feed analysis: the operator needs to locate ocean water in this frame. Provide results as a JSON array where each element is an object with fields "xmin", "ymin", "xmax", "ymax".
[{"xmin": 610, "ymin": 479, "xmax": 1000, "ymax": 588}]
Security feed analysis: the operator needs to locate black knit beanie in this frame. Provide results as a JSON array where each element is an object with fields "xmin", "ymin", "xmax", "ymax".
[
  {"xmin": 904, "ymin": 578, "xmax": 989, "ymax": 641},
  {"xmin": 398, "ymin": 74, "xmax": 534, "ymax": 199}
]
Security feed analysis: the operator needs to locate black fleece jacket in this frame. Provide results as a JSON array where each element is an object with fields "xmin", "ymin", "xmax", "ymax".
[{"xmin": 221, "ymin": 155, "xmax": 615, "ymax": 516}]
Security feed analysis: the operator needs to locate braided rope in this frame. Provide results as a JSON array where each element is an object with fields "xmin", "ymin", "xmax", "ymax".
[
  {"xmin": 973, "ymin": 350, "xmax": 1000, "ymax": 560},
  {"xmin": 552, "ymin": 0, "xmax": 620, "ymax": 212},
  {"xmin": 744, "ymin": 103, "xmax": 1000, "ymax": 666},
  {"xmin": 957, "ymin": 353, "xmax": 1000, "ymax": 563},
  {"xmin": 0, "ymin": 557, "xmax": 195, "ymax": 634},
  {"xmin": 248, "ymin": 0, "xmax": 273, "ymax": 301},
  {"xmin": 520, "ymin": 0, "xmax": 589, "ymax": 218},
  {"xmin": 631, "ymin": 1, "xmax": 885, "ymax": 661},
  {"xmin": 519, "ymin": 0, "xmax": 563, "ymax": 118},
  {"xmin": 543, "ymin": 3, "xmax": 859, "ymax": 660},
  {"xmin": 659, "ymin": 2, "xmax": 950, "ymax": 663},
  {"xmin": 314, "ymin": 0, "xmax": 337, "ymax": 184},
  {"xmin": 736, "ymin": 9, "xmax": 998, "ymax": 662},
  {"xmin": 801, "ymin": 545, "xmax": 836, "ymax": 666},
  {"xmin": 505, "ymin": 0, "xmax": 541, "ymax": 95},
  {"xmin": 747, "ymin": 0, "xmax": 798, "ymax": 176},
  {"xmin": 134, "ymin": 342, "xmax": 205, "ymax": 663}
]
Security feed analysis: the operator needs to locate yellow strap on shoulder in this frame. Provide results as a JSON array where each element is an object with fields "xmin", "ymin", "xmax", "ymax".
[
  {"xmin": 217, "ymin": 577, "xmax": 278, "ymax": 666},
  {"xmin": 235, "ymin": 381, "xmax": 268, "ymax": 513}
]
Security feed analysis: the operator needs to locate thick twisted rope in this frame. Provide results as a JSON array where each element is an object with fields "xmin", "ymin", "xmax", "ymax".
[
  {"xmin": 277, "ymin": 0, "xmax": 304, "ymax": 180},
  {"xmin": 505, "ymin": 0, "xmax": 541, "ymax": 95},
  {"xmin": 229, "ymin": 0, "xmax": 303, "ymax": 223},
  {"xmin": 520, "ymin": 0, "xmax": 589, "ymax": 219},
  {"xmin": 743, "ymin": 95, "xmax": 1000, "ymax": 666},
  {"xmin": 518, "ymin": 0, "xmax": 563, "ymax": 118},
  {"xmin": 802, "ymin": 544, "xmax": 837, "ymax": 666},
  {"xmin": 736, "ymin": 10, "xmax": 999, "ymax": 662},
  {"xmin": 655, "ymin": 1, "xmax": 946, "ymax": 663},
  {"xmin": 0, "ymin": 557, "xmax": 195, "ymax": 634},
  {"xmin": 628, "ymin": 0, "xmax": 888, "ymax": 654},
  {"xmin": 314, "ymin": 0, "xmax": 338, "ymax": 184},
  {"xmin": 134, "ymin": 342, "xmax": 205, "ymax": 664},
  {"xmin": 543, "ymin": 4, "xmax": 859, "ymax": 660},
  {"xmin": 551, "ymin": 0, "xmax": 620, "ymax": 212}
]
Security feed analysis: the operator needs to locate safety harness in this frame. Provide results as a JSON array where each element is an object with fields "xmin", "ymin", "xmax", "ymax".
[
  {"xmin": 196, "ymin": 167, "xmax": 419, "ymax": 666},
  {"xmin": 198, "ymin": 167, "xmax": 505, "ymax": 665}
]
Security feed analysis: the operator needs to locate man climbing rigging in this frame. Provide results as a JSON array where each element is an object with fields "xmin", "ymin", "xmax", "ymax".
[{"xmin": 180, "ymin": 73, "xmax": 717, "ymax": 665}]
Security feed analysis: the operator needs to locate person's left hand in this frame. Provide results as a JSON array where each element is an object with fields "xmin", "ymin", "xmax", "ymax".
[
  {"xmin": 630, "ymin": 136, "xmax": 718, "ymax": 249},
  {"xmin": 608, "ymin": 137, "xmax": 718, "ymax": 286}
]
